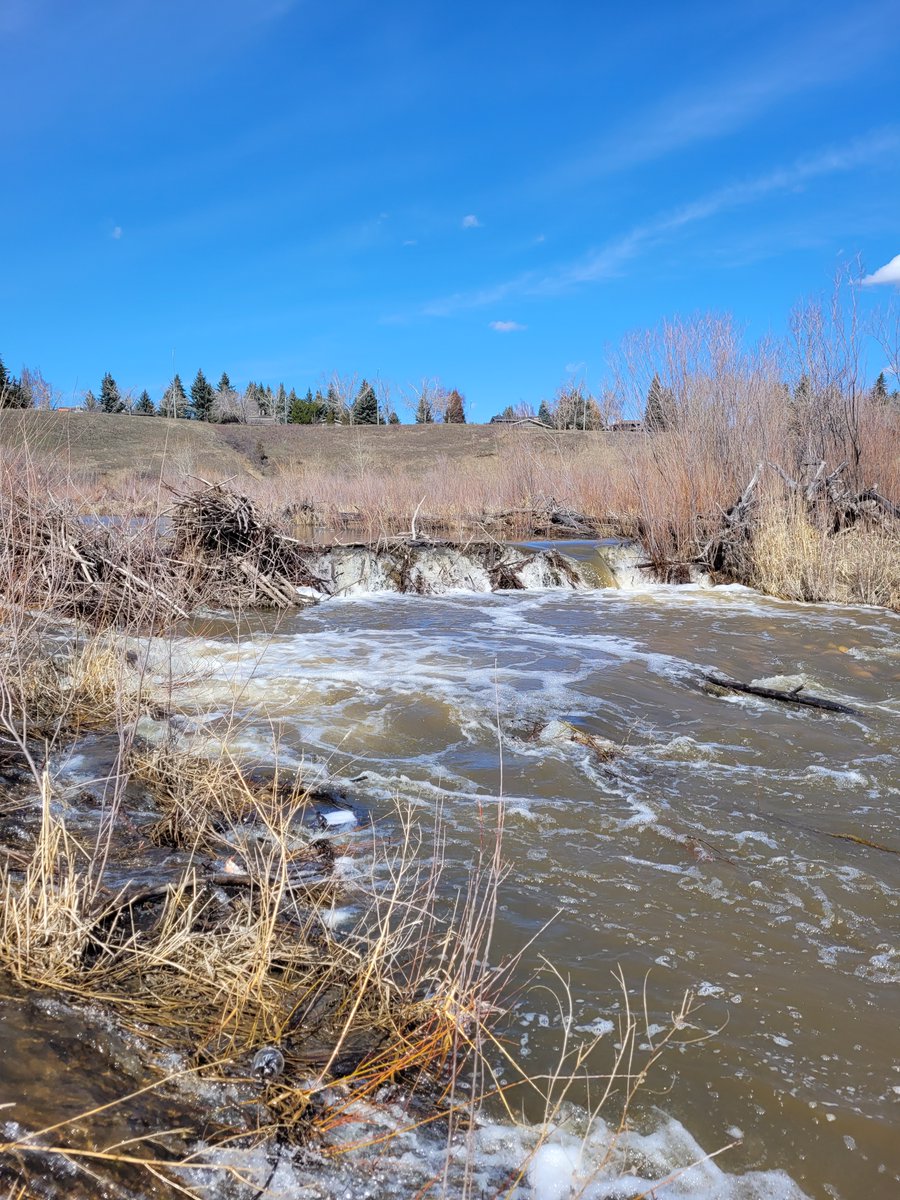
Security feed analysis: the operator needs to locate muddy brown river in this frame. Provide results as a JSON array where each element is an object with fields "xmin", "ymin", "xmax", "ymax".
[{"xmin": 2, "ymin": 542, "xmax": 898, "ymax": 1198}]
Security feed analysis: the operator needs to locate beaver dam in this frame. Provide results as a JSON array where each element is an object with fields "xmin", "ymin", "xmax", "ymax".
[{"xmin": 0, "ymin": 479, "xmax": 897, "ymax": 1200}]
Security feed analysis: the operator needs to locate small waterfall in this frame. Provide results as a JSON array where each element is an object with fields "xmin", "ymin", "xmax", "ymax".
[
  {"xmin": 597, "ymin": 541, "xmax": 712, "ymax": 589},
  {"xmin": 302, "ymin": 542, "xmax": 589, "ymax": 597}
]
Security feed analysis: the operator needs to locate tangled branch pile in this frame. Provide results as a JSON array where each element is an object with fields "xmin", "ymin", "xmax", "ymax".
[
  {"xmin": 172, "ymin": 482, "xmax": 328, "ymax": 608},
  {"xmin": 0, "ymin": 480, "xmax": 184, "ymax": 625}
]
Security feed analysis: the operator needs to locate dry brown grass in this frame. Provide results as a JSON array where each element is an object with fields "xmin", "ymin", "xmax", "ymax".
[
  {"xmin": 0, "ymin": 710, "xmax": 518, "ymax": 1191},
  {"xmin": 748, "ymin": 495, "xmax": 900, "ymax": 608}
]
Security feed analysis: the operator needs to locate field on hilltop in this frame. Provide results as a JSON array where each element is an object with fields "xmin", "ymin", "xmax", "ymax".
[{"xmin": 0, "ymin": 409, "xmax": 617, "ymax": 489}]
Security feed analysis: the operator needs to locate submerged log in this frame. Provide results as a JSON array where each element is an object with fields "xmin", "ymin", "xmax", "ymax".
[{"xmin": 699, "ymin": 672, "xmax": 860, "ymax": 716}]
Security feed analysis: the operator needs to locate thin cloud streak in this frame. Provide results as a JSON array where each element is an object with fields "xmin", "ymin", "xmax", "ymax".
[
  {"xmin": 543, "ymin": 1, "xmax": 898, "ymax": 190},
  {"xmin": 489, "ymin": 320, "xmax": 526, "ymax": 332},
  {"xmin": 423, "ymin": 128, "xmax": 900, "ymax": 316}
]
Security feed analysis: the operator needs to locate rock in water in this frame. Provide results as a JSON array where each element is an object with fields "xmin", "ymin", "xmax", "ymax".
[{"xmin": 252, "ymin": 1046, "xmax": 285, "ymax": 1081}]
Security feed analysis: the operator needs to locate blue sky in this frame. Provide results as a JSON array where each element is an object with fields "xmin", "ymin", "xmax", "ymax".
[{"xmin": 1, "ymin": 0, "xmax": 898, "ymax": 419}]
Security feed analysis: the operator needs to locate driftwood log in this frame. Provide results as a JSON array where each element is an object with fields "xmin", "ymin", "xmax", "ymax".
[{"xmin": 699, "ymin": 672, "xmax": 860, "ymax": 716}]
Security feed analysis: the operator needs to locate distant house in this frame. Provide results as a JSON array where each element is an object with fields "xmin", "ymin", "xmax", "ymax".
[
  {"xmin": 53, "ymin": 405, "xmax": 82, "ymax": 413},
  {"xmin": 488, "ymin": 416, "xmax": 554, "ymax": 429},
  {"xmin": 608, "ymin": 420, "xmax": 643, "ymax": 432}
]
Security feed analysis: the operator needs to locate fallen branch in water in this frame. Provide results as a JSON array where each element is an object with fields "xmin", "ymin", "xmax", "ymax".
[
  {"xmin": 698, "ymin": 673, "xmax": 860, "ymax": 716},
  {"xmin": 827, "ymin": 831, "xmax": 899, "ymax": 855}
]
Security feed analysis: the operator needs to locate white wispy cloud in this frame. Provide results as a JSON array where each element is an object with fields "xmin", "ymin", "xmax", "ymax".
[
  {"xmin": 462, "ymin": 214, "xmax": 481, "ymax": 229},
  {"xmin": 424, "ymin": 128, "xmax": 900, "ymax": 316},
  {"xmin": 111, "ymin": 225, "xmax": 123, "ymax": 240},
  {"xmin": 542, "ymin": 2, "xmax": 898, "ymax": 190},
  {"xmin": 489, "ymin": 320, "xmax": 526, "ymax": 332},
  {"xmin": 862, "ymin": 253, "xmax": 900, "ymax": 287}
]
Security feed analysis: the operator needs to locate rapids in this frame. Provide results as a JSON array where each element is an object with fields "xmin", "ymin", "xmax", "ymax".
[{"xmin": 3, "ymin": 541, "xmax": 898, "ymax": 1198}]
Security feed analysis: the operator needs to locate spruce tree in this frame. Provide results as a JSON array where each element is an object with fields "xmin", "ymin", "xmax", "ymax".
[
  {"xmin": 0, "ymin": 355, "xmax": 26, "ymax": 408},
  {"xmin": 218, "ymin": 372, "xmax": 232, "ymax": 394},
  {"xmin": 872, "ymin": 372, "xmax": 889, "ymax": 404},
  {"xmin": 82, "ymin": 389, "xmax": 99, "ymax": 412},
  {"xmin": 352, "ymin": 379, "xmax": 378, "ymax": 424},
  {"xmin": 445, "ymin": 389, "xmax": 466, "ymax": 423},
  {"xmin": 415, "ymin": 392, "xmax": 433, "ymax": 423},
  {"xmin": 190, "ymin": 369, "xmax": 215, "ymax": 421},
  {"xmin": 134, "ymin": 389, "xmax": 156, "ymax": 415},
  {"xmin": 161, "ymin": 374, "xmax": 188, "ymax": 418},
  {"xmin": 100, "ymin": 372, "xmax": 125, "ymax": 413},
  {"xmin": 325, "ymin": 383, "xmax": 339, "ymax": 424},
  {"xmin": 388, "ymin": 409, "xmax": 401, "ymax": 425},
  {"xmin": 537, "ymin": 400, "xmax": 553, "ymax": 427},
  {"xmin": 275, "ymin": 383, "xmax": 288, "ymax": 423},
  {"xmin": 645, "ymin": 374, "xmax": 671, "ymax": 431},
  {"xmin": 289, "ymin": 392, "xmax": 321, "ymax": 424}
]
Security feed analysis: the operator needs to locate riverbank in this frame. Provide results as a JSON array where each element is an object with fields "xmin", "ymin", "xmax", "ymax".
[{"xmin": 2, "ymin": 412, "xmax": 898, "ymax": 610}]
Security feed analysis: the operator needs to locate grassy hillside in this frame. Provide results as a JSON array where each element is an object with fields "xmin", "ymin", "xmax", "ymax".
[{"xmin": 0, "ymin": 410, "xmax": 618, "ymax": 483}]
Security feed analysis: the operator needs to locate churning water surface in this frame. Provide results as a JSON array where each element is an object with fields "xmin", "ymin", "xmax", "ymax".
[
  {"xmin": 5, "ymin": 546, "xmax": 898, "ymax": 1200},
  {"xmin": 144, "ymin": 550, "xmax": 900, "ymax": 1200}
]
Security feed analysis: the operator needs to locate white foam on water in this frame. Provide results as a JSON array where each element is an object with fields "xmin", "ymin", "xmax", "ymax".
[{"xmin": 188, "ymin": 1104, "xmax": 809, "ymax": 1199}]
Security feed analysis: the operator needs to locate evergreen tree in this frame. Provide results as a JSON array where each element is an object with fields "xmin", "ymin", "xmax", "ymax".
[
  {"xmin": 217, "ymin": 372, "xmax": 232, "ymax": 394},
  {"xmin": 388, "ymin": 409, "xmax": 401, "ymax": 425},
  {"xmin": 0, "ymin": 355, "xmax": 10, "ymax": 408},
  {"xmin": 190, "ymin": 369, "xmax": 215, "ymax": 421},
  {"xmin": 537, "ymin": 400, "xmax": 553, "ymax": 427},
  {"xmin": 325, "ymin": 383, "xmax": 340, "ymax": 424},
  {"xmin": 134, "ymin": 389, "xmax": 156, "ymax": 415},
  {"xmin": 445, "ymin": 389, "xmax": 466, "ymax": 423},
  {"xmin": 275, "ymin": 383, "xmax": 288, "ymax": 423},
  {"xmin": 645, "ymin": 374, "xmax": 673, "ymax": 431},
  {"xmin": 872, "ymin": 372, "xmax": 889, "ymax": 403},
  {"xmin": 415, "ymin": 392, "xmax": 433, "ymax": 423},
  {"xmin": 99, "ymin": 372, "xmax": 125, "ymax": 414},
  {"xmin": 0, "ymin": 355, "xmax": 27, "ymax": 409},
  {"xmin": 352, "ymin": 379, "xmax": 378, "ymax": 424},
  {"xmin": 289, "ymin": 391, "xmax": 322, "ymax": 424},
  {"xmin": 160, "ymin": 374, "xmax": 189, "ymax": 418},
  {"xmin": 787, "ymin": 373, "xmax": 812, "ymax": 439},
  {"xmin": 82, "ymin": 389, "xmax": 99, "ymax": 412}
]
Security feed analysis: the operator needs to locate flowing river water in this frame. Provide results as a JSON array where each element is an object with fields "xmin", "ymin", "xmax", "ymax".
[{"xmin": 2, "ymin": 542, "xmax": 898, "ymax": 1199}]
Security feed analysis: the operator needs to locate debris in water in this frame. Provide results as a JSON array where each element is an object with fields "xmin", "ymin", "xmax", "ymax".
[
  {"xmin": 539, "ymin": 719, "xmax": 622, "ymax": 762},
  {"xmin": 252, "ymin": 1046, "xmax": 285, "ymax": 1081},
  {"xmin": 318, "ymin": 808, "xmax": 358, "ymax": 831},
  {"xmin": 697, "ymin": 672, "xmax": 860, "ymax": 715}
]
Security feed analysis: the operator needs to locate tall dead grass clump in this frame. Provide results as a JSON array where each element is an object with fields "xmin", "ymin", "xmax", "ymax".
[
  {"xmin": 0, "ymin": 769, "xmax": 96, "ymax": 989},
  {"xmin": 0, "ymin": 704, "xmax": 520, "ymax": 1193},
  {"xmin": 0, "ymin": 634, "xmax": 147, "ymax": 741},
  {"xmin": 748, "ymin": 494, "xmax": 900, "ymax": 607}
]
